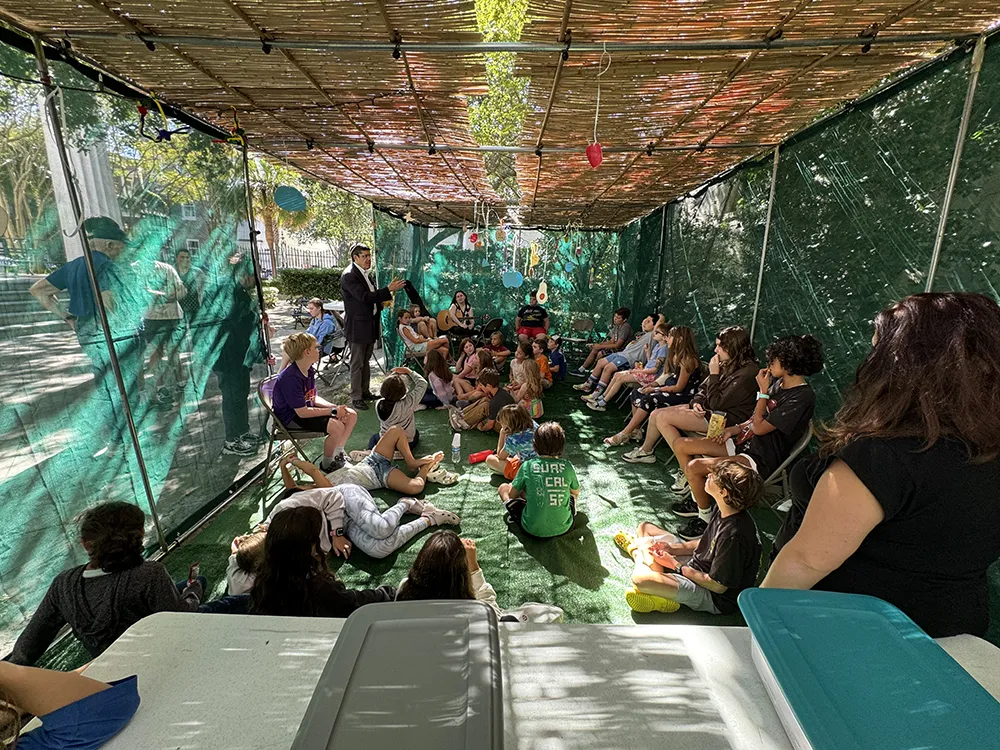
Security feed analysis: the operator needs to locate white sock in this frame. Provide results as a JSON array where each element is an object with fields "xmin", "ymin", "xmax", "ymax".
[{"xmin": 698, "ymin": 505, "xmax": 713, "ymax": 523}]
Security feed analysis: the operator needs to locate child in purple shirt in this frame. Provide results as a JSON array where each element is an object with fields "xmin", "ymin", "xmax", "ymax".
[{"xmin": 272, "ymin": 332, "xmax": 358, "ymax": 471}]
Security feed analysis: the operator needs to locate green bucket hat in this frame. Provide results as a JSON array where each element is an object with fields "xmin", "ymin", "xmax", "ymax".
[{"xmin": 84, "ymin": 216, "xmax": 126, "ymax": 243}]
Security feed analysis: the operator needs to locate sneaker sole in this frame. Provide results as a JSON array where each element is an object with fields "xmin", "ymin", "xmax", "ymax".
[
  {"xmin": 625, "ymin": 588, "xmax": 681, "ymax": 614},
  {"xmin": 677, "ymin": 527, "xmax": 706, "ymax": 541},
  {"xmin": 622, "ymin": 454, "xmax": 656, "ymax": 464},
  {"xmin": 671, "ymin": 507, "xmax": 700, "ymax": 518}
]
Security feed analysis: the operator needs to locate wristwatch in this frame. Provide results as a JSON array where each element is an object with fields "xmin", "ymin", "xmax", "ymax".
[
  {"xmin": 674, "ymin": 565, "xmax": 686, "ymax": 577},
  {"xmin": 334, "ymin": 527, "xmax": 346, "ymax": 537}
]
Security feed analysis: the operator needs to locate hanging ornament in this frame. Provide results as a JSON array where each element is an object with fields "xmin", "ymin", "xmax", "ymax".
[
  {"xmin": 469, "ymin": 232, "xmax": 479, "ymax": 244},
  {"xmin": 575, "ymin": 246, "xmax": 583, "ymax": 257},
  {"xmin": 586, "ymin": 45, "xmax": 611, "ymax": 169},
  {"xmin": 495, "ymin": 228, "xmax": 506, "ymax": 242},
  {"xmin": 536, "ymin": 280, "xmax": 549, "ymax": 304},
  {"xmin": 564, "ymin": 261, "xmax": 576, "ymax": 273},
  {"xmin": 274, "ymin": 185, "xmax": 307, "ymax": 212},
  {"xmin": 589, "ymin": 266, "xmax": 595, "ymax": 288},
  {"xmin": 403, "ymin": 210, "xmax": 413, "ymax": 224}
]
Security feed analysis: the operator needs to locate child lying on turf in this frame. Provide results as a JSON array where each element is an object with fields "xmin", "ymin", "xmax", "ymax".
[
  {"xmin": 498, "ymin": 422, "xmax": 579, "ymax": 538},
  {"xmin": 485, "ymin": 404, "xmax": 537, "ymax": 480},
  {"xmin": 616, "ymin": 459, "xmax": 762, "ymax": 615}
]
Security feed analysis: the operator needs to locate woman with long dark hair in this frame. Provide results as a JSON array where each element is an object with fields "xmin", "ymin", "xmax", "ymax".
[
  {"xmin": 623, "ymin": 326, "xmax": 758, "ymax": 467},
  {"xmin": 447, "ymin": 290, "xmax": 477, "ymax": 334},
  {"xmin": 249, "ymin": 506, "xmax": 393, "ymax": 617},
  {"xmin": 764, "ymin": 293, "xmax": 1000, "ymax": 638}
]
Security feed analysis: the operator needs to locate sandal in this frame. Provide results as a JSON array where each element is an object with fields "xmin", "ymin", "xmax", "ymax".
[
  {"xmin": 603, "ymin": 432, "xmax": 630, "ymax": 446},
  {"xmin": 625, "ymin": 587, "xmax": 681, "ymax": 614},
  {"xmin": 613, "ymin": 530, "xmax": 637, "ymax": 557},
  {"xmin": 348, "ymin": 449, "xmax": 371, "ymax": 463},
  {"xmin": 427, "ymin": 468, "xmax": 459, "ymax": 485}
]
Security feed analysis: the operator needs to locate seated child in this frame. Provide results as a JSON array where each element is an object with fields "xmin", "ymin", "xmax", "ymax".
[
  {"xmin": 8, "ymin": 503, "xmax": 202, "ymax": 666},
  {"xmin": 481, "ymin": 331, "xmax": 511, "ymax": 369},
  {"xmin": 249, "ymin": 506, "xmax": 396, "ymax": 618},
  {"xmin": 370, "ymin": 366, "xmax": 427, "ymax": 450},
  {"xmin": 498, "ymin": 422, "xmax": 579, "ymax": 538},
  {"xmin": 397, "ymin": 309, "xmax": 449, "ymax": 361},
  {"xmin": 508, "ymin": 358, "xmax": 543, "ymax": 418},
  {"xmin": 454, "ymin": 350, "xmax": 494, "ymax": 400},
  {"xmin": 0, "ymin": 661, "xmax": 140, "ymax": 749},
  {"xmin": 448, "ymin": 369, "xmax": 514, "ymax": 433},
  {"xmin": 485, "ymin": 404, "xmax": 537, "ymax": 480},
  {"xmin": 616, "ymin": 459, "xmax": 762, "ymax": 614},
  {"xmin": 395, "ymin": 531, "xmax": 564, "ymax": 623},
  {"xmin": 507, "ymin": 342, "xmax": 532, "ymax": 386},
  {"xmin": 547, "ymin": 335, "xmax": 566, "ymax": 382},
  {"xmin": 271, "ymin": 332, "xmax": 357, "ymax": 472},
  {"xmin": 228, "ymin": 531, "xmax": 266, "ymax": 596},
  {"xmin": 585, "ymin": 320, "xmax": 670, "ymax": 411},
  {"xmin": 408, "ymin": 303, "xmax": 438, "ymax": 338},
  {"xmin": 423, "ymin": 348, "xmax": 456, "ymax": 407},
  {"xmin": 532, "ymin": 338, "xmax": 553, "ymax": 389}
]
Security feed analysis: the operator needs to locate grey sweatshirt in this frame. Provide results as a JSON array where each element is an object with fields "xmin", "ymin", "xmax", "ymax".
[{"xmin": 376, "ymin": 371, "xmax": 428, "ymax": 441}]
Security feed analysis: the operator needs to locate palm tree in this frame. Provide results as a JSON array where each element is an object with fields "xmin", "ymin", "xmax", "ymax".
[{"xmin": 246, "ymin": 158, "xmax": 312, "ymax": 275}]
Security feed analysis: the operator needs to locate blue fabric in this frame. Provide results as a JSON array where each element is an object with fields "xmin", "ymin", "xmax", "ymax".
[
  {"xmin": 364, "ymin": 452, "xmax": 395, "ymax": 487},
  {"xmin": 198, "ymin": 594, "xmax": 250, "ymax": 614},
  {"xmin": 549, "ymin": 349, "xmax": 567, "ymax": 380},
  {"xmin": 504, "ymin": 428, "xmax": 537, "ymax": 461},
  {"xmin": 17, "ymin": 675, "xmax": 140, "ymax": 750},
  {"xmin": 45, "ymin": 252, "xmax": 112, "ymax": 319},
  {"xmin": 605, "ymin": 352, "xmax": 629, "ymax": 369},
  {"xmin": 648, "ymin": 343, "xmax": 668, "ymax": 374},
  {"xmin": 306, "ymin": 314, "xmax": 338, "ymax": 353}
]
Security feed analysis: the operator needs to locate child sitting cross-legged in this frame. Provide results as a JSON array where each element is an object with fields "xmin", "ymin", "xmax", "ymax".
[
  {"xmin": 508, "ymin": 357, "xmax": 544, "ymax": 418},
  {"xmin": 453, "ymin": 350, "xmax": 495, "ymax": 401},
  {"xmin": 616, "ymin": 459, "xmax": 762, "ymax": 614},
  {"xmin": 482, "ymin": 331, "xmax": 512, "ymax": 369},
  {"xmin": 546, "ymin": 335, "xmax": 566, "ymax": 382},
  {"xmin": 423, "ymin": 348, "xmax": 456, "ymax": 408},
  {"xmin": 507, "ymin": 341, "xmax": 532, "ymax": 386},
  {"xmin": 397, "ymin": 308, "xmax": 449, "ymax": 363},
  {"xmin": 498, "ymin": 422, "xmax": 579, "ymax": 538},
  {"xmin": 532, "ymin": 338, "xmax": 553, "ymax": 389},
  {"xmin": 485, "ymin": 404, "xmax": 537, "ymax": 480}
]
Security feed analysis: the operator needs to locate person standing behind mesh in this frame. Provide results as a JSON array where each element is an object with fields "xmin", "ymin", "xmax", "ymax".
[{"xmin": 340, "ymin": 244, "xmax": 405, "ymax": 411}]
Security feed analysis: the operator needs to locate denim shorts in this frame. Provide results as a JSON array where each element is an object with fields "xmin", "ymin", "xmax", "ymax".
[
  {"xmin": 606, "ymin": 353, "xmax": 630, "ymax": 369},
  {"xmin": 364, "ymin": 452, "xmax": 394, "ymax": 488}
]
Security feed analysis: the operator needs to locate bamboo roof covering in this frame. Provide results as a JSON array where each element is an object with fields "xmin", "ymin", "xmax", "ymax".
[{"xmin": 1, "ymin": 0, "xmax": 999, "ymax": 227}]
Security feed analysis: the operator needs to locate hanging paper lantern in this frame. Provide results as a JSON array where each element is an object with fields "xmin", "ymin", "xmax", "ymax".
[
  {"xmin": 469, "ymin": 232, "xmax": 479, "ymax": 244},
  {"xmin": 274, "ymin": 185, "xmax": 307, "ymax": 212},
  {"xmin": 586, "ymin": 142, "xmax": 603, "ymax": 168},
  {"xmin": 536, "ymin": 280, "xmax": 549, "ymax": 304},
  {"xmin": 502, "ymin": 270, "xmax": 524, "ymax": 288}
]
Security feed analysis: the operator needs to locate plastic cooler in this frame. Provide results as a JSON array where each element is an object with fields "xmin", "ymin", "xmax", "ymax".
[
  {"xmin": 290, "ymin": 600, "xmax": 503, "ymax": 750},
  {"xmin": 738, "ymin": 589, "xmax": 1000, "ymax": 749}
]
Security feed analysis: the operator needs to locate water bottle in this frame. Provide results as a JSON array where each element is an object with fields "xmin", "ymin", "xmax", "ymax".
[{"xmin": 451, "ymin": 432, "xmax": 461, "ymax": 464}]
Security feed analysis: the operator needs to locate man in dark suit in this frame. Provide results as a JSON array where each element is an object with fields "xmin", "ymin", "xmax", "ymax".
[{"xmin": 340, "ymin": 244, "xmax": 405, "ymax": 409}]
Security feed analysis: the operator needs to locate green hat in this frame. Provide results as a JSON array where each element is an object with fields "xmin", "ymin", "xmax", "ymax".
[{"xmin": 84, "ymin": 216, "xmax": 126, "ymax": 242}]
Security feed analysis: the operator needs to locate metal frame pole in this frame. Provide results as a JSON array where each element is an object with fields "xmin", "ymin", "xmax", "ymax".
[
  {"xmin": 239, "ymin": 143, "xmax": 274, "ymax": 367},
  {"xmin": 31, "ymin": 36, "xmax": 167, "ymax": 551},
  {"xmin": 655, "ymin": 203, "xmax": 668, "ymax": 309},
  {"xmin": 750, "ymin": 146, "xmax": 781, "ymax": 343},
  {"xmin": 925, "ymin": 35, "xmax": 986, "ymax": 293}
]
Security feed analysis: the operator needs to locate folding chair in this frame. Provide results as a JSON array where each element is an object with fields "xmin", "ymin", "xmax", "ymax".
[
  {"xmin": 561, "ymin": 317, "xmax": 596, "ymax": 361},
  {"xmin": 317, "ymin": 308, "xmax": 350, "ymax": 386},
  {"xmin": 475, "ymin": 316, "xmax": 504, "ymax": 348},
  {"xmin": 291, "ymin": 297, "xmax": 311, "ymax": 329},
  {"xmin": 256, "ymin": 375, "xmax": 327, "ymax": 516},
  {"xmin": 762, "ymin": 421, "xmax": 814, "ymax": 515}
]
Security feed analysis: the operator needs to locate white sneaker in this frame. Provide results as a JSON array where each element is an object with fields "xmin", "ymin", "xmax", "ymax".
[
  {"xmin": 622, "ymin": 447, "xmax": 656, "ymax": 464},
  {"xmin": 424, "ymin": 507, "xmax": 461, "ymax": 526},
  {"xmin": 671, "ymin": 473, "xmax": 689, "ymax": 492}
]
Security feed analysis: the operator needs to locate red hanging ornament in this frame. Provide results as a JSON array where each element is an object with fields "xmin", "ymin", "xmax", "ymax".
[
  {"xmin": 586, "ymin": 46, "xmax": 611, "ymax": 169},
  {"xmin": 586, "ymin": 142, "xmax": 603, "ymax": 168}
]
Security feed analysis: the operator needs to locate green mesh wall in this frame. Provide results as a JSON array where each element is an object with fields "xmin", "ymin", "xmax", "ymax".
[
  {"xmin": 614, "ymin": 209, "xmax": 667, "ymax": 322},
  {"xmin": 754, "ymin": 52, "xmax": 971, "ymax": 418},
  {"xmin": 373, "ymin": 210, "xmax": 621, "ymax": 359},
  {"xmin": 934, "ymin": 42, "xmax": 1000, "ymax": 298},
  {"xmin": 0, "ymin": 42, "xmax": 271, "ymax": 654}
]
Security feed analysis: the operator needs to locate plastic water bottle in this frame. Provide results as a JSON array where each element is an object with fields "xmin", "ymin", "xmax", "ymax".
[{"xmin": 451, "ymin": 433, "xmax": 461, "ymax": 464}]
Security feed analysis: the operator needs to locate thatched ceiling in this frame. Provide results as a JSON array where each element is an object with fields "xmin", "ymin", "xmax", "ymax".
[{"xmin": 1, "ymin": 0, "xmax": 998, "ymax": 227}]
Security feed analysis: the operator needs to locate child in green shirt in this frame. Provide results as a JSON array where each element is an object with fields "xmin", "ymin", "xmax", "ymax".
[{"xmin": 498, "ymin": 422, "xmax": 579, "ymax": 538}]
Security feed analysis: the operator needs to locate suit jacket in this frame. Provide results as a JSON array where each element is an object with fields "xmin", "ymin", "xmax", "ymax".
[{"xmin": 340, "ymin": 263, "xmax": 391, "ymax": 345}]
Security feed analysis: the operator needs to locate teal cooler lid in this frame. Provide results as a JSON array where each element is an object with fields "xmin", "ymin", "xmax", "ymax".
[{"xmin": 739, "ymin": 589, "xmax": 1000, "ymax": 749}]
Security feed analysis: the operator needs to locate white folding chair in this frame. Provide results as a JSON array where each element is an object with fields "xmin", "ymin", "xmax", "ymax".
[{"xmin": 762, "ymin": 421, "xmax": 814, "ymax": 514}]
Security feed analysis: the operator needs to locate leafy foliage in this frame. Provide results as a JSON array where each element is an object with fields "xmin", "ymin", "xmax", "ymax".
[{"xmin": 275, "ymin": 268, "xmax": 344, "ymax": 301}]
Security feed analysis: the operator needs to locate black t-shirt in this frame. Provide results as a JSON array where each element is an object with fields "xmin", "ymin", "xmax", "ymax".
[
  {"xmin": 790, "ymin": 437, "xmax": 1000, "ymax": 638},
  {"xmin": 489, "ymin": 388, "xmax": 516, "ymax": 421},
  {"xmin": 689, "ymin": 508, "xmax": 761, "ymax": 614},
  {"xmin": 739, "ymin": 382, "xmax": 815, "ymax": 478},
  {"xmin": 517, "ymin": 304, "xmax": 548, "ymax": 327}
]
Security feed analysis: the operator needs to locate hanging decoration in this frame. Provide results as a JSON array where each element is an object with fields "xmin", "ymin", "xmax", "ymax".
[
  {"xmin": 138, "ymin": 99, "xmax": 190, "ymax": 143},
  {"xmin": 274, "ymin": 185, "xmax": 307, "ymax": 212},
  {"xmin": 501, "ymin": 230, "xmax": 524, "ymax": 288},
  {"xmin": 403, "ymin": 209, "xmax": 414, "ymax": 224},
  {"xmin": 213, "ymin": 107, "xmax": 246, "ymax": 148},
  {"xmin": 564, "ymin": 261, "xmax": 576, "ymax": 273},
  {"xmin": 586, "ymin": 45, "xmax": 611, "ymax": 169},
  {"xmin": 536, "ymin": 279, "xmax": 549, "ymax": 304}
]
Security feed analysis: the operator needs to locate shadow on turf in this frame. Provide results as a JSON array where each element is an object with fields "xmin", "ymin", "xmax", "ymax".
[{"xmin": 505, "ymin": 511, "xmax": 610, "ymax": 591}]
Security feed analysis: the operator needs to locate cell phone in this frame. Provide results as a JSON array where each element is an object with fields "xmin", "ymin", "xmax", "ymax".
[{"xmin": 188, "ymin": 562, "xmax": 200, "ymax": 584}]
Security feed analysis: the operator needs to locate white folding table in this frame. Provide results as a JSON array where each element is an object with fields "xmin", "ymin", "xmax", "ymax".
[{"xmin": 74, "ymin": 612, "xmax": 1000, "ymax": 750}]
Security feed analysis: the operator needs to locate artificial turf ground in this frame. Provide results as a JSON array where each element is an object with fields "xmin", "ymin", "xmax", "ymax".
[{"xmin": 37, "ymin": 368, "xmax": 1000, "ymax": 670}]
